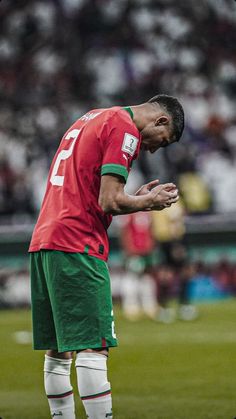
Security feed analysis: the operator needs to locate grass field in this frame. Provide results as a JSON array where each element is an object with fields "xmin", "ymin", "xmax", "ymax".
[{"xmin": 1, "ymin": 300, "xmax": 236, "ymax": 419}]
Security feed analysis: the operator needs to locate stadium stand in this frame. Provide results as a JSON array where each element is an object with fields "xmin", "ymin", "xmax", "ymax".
[{"xmin": 0, "ymin": 0, "xmax": 236, "ymax": 216}]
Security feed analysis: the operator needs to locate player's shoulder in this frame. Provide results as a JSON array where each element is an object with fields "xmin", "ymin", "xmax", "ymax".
[
  {"xmin": 76, "ymin": 106, "xmax": 135, "ymax": 128},
  {"xmin": 104, "ymin": 106, "xmax": 138, "ymax": 133},
  {"xmin": 106, "ymin": 106, "xmax": 133, "ymax": 122},
  {"xmin": 72, "ymin": 106, "xmax": 139, "ymax": 140}
]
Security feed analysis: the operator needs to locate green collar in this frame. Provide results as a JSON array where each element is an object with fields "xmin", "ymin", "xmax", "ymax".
[{"xmin": 123, "ymin": 106, "xmax": 134, "ymax": 120}]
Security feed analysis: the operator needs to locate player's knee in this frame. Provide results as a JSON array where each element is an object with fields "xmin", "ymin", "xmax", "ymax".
[
  {"xmin": 77, "ymin": 348, "xmax": 109, "ymax": 357},
  {"xmin": 46, "ymin": 350, "xmax": 74, "ymax": 359},
  {"xmin": 44, "ymin": 354, "xmax": 73, "ymax": 377}
]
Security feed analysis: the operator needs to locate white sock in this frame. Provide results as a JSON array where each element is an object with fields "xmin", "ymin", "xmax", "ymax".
[
  {"xmin": 121, "ymin": 273, "xmax": 141, "ymax": 318},
  {"xmin": 140, "ymin": 274, "xmax": 158, "ymax": 318},
  {"xmin": 76, "ymin": 352, "xmax": 112, "ymax": 419},
  {"xmin": 44, "ymin": 355, "xmax": 75, "ymax": 419}
]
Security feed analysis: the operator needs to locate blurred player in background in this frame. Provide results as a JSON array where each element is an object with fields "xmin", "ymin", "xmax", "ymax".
[
  {"xmin": 29, "ymin": 94, "xmax": 184, "ymax": 419},
  {"xmin": 120, "ymin": 211, "xmax": 157, "ymax": 320},
  {"xmin": 119, "ymin": 171, "xmax": 158, "ymax": 320}
]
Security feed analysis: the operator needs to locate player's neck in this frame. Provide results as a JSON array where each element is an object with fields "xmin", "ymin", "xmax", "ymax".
[{"xmin": 131, "ymin": 103, "xmax": 157, "ymax": 132}]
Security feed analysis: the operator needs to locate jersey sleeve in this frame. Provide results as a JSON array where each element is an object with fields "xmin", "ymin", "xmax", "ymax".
[{"xmin": 101, "ymin": 111, "xmax": 141, "ymax": 183}]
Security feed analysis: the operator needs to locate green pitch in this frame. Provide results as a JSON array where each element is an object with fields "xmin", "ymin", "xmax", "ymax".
[{"xmin": 0, "ymin": 300, "xmax": 236, "ymax": 419}]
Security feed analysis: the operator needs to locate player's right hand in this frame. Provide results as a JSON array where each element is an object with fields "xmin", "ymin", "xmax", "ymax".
[{"xmin": 150, "ymin": 183, "xmax": 179, "ymax": 210}]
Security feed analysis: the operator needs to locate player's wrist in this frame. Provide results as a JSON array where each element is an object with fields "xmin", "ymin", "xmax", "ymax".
[{"xmin": 141, "ymin": 192, "xmax": 155, "ymax": 210}]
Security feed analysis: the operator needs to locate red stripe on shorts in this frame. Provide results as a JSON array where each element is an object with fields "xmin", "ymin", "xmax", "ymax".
[{"xmin": 102, "ymin": 337, "xmax": 107, "ymax": 347}]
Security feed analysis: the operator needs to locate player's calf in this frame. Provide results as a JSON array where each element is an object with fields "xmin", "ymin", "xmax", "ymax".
[
  {"xmin": 76, "ymin": 351, "xmax": 113, "ymax": 419},
  {"xmin": 44, "ymin": 354, "xmax": 75, "ymax": 419}
]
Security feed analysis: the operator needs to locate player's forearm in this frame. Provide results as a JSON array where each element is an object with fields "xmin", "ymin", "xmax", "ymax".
[
  {"xmin": 99, "ymin": 175, "xmax": 178, "ymax": 215},
  {"xmin": 100, "ymin": 191, "xmax": 153, "ymax": 215}
]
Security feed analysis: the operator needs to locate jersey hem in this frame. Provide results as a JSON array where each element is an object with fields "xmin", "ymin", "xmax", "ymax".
[
  {"xmin": 29, "ymin": 244, "xmax": 108, "ymax": 261},
  {"xmin": 101, "ymin": 163, "xmax": 128, "ymax": 181}
]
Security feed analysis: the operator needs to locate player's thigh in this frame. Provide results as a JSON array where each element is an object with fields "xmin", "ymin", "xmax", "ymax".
[
  {"xmin": 30, "ymin": 252, "xmax": 57, "ymax": 350},
  {"xmin": 42, "ymin": 251, "xmax": 117, "ymax": 352}
]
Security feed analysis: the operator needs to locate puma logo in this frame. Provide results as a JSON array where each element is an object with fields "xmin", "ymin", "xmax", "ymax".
[{"xmin": 123, "ymin": 153, "xmax": 128, "ymax": 161}]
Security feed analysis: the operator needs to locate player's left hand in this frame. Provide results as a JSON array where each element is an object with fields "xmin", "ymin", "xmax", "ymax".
[{"xmin": 135, "ymin": 179, "xmax": 160, "ymax": 196}]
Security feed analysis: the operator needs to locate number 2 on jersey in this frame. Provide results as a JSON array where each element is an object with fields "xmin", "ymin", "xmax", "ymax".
[{"xmin": 50, "ymin": 129, "xmax": 81, "ymax": 186}]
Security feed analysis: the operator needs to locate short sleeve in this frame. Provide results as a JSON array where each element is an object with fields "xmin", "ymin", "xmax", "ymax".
[{"xmin": 101, "ymin": 111, "xmax": 141, "ymax": 183}]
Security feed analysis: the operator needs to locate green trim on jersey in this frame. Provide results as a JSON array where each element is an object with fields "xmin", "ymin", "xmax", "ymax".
[
  {"xmin": 123, "ymin": 106, "xmax": 134, "ymax": 120},
  {"xmin": 84, "ymin": 244, "xmax": 90, "ymax": 254},
  {"xmin": 101, "ymin": 163, "xmax": 128, "ymax": 182}
]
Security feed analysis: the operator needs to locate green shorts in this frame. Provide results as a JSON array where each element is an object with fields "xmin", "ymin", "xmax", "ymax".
[{"xmin": 30, "ymin": 250, "xmax": 117, "ymax": 352}]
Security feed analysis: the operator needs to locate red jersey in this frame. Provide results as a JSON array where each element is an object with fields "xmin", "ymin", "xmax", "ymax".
[
  {"xmin": 29, "ymin": 107, "xmax": 141, "ymax": 261},
  {"xmin": 121, "ymin": 212, "xmax": 154, "ymax": 256}
]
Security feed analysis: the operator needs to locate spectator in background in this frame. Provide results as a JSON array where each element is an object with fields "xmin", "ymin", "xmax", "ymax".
[
  {"xmin": 0, "ymin": 154, "xmax": 17, "ymax": 216},
  {"xmin": 152, "ymin": 199, "xmax": 197, "ymax": 322}
]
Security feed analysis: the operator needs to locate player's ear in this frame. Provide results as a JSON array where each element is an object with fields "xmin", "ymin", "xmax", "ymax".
[{"xmin": 155, "ymin": 116, "xmax": 169, "ymax": 126}]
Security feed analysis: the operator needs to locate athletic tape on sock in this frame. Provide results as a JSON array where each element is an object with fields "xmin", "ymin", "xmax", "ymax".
[
  {"xmin": 44, "ymin": 355, "xmax": 73, "ymax": 375},
  {"xmin": 76, "ymin": 352, "xmax": 107, "ymax": 371},
  {"xmin": 76, "ymin": 352, "xmax": 111, "ymax": 400}
]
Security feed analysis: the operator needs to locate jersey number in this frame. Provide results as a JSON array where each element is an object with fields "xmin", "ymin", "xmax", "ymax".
[{"xmin": 50, "ymin": 129, "xmax": 81, "ymax": 186}]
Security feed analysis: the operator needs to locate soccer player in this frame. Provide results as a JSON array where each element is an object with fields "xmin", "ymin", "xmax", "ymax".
[
  {"xmin": 119, "ymin": 210, "xmax": 157, "ymax": 320},
  {"xmin": 29, "ymin": 94, "xmax": 184, "ymax": 419}
]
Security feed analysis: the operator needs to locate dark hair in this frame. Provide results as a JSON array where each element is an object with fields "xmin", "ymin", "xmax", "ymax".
[{"xmin": 148, "ymin": 94, "xmax": 184, "ymax": 142}]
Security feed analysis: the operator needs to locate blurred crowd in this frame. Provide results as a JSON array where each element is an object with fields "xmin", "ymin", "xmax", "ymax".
[
  {"xmin": 1, "ymin": 0, "xmax": 236, "ymax": 218},
  {"xmin": 111, "ymin": 171, "xmax": 236, "ymax": 320}
]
